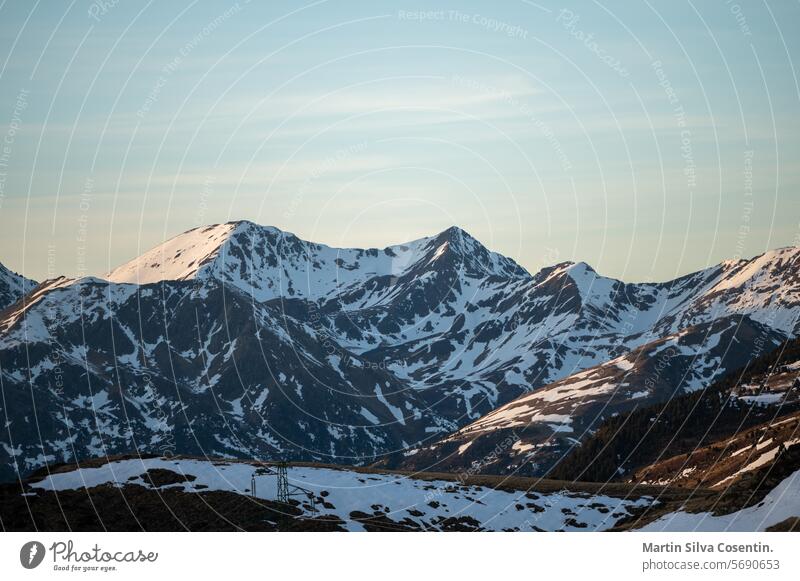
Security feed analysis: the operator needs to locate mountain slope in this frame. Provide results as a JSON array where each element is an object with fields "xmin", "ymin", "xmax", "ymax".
[
  {"xmin": 632, "ymin": 412, "xmax": 800, "ymax": 490},
  {"xmin": 0, "ymin": 261, "xmax": 37, "ymax": 310},
  {"xmin": 625, "ymin": 442, "xmax": 800, "ymax": 531},
  {"xmin": 634, "ymin": 466, "xmax": 800, "ymax": 532},
  {"xmin": 550, "ymin": 336, "xmax": 800, "ymax": 483},
  {"xmin": 390, "ymin": 316, "xmax": 789, "ymax": 476},
  {"xmin": 0, "ymin": 276, "xmax": 449, "ymax": 478}
]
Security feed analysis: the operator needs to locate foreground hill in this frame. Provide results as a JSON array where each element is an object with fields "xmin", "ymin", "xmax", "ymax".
[
  {"xmin": 1, "ymin": 221, "xmax": 798, "ymax": 480},
  {"xmin": 4, "ymin": 454, "xmax": 794, "ymax": 532},
  {"xmin": 0, "ymin": 456, "xmax": 658, "ymax": 532}
]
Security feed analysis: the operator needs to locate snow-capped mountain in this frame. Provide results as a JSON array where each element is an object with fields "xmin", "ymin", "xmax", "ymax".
[
  {"xmin": 107, "ymin": 220, "xmax": 527, "ymax": 306},
  {"xmin": 0, "ymin": 261, "xmax": 37, "ymax": 311},
  {"xmin": 0, "ymin": 275, "xmax": 445, "ymax": 474},
  {"xmin": 0, "ymin": 221, "xmax": 798, "ymax": 481}
]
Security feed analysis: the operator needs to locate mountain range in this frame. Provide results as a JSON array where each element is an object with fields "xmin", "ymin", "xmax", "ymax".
[{"xmin": 0, "ymin": 220, "xmax": 798, "ymax": 481}]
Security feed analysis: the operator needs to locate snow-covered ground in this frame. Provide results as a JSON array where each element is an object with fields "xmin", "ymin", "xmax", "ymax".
[
  {"xmin": 737, "ymin": 393, "xmax": 789, "ymax": 405},
  {"xmin": 28, "ymin": 457, "xmax": 650, "ymax": 531},
  {"xmin": 639, "ymin": 469, "xmax": 800, "ymax": 532}
]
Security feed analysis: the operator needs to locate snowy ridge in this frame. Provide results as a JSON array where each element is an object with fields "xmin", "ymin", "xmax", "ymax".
[
  {"xmin": 106, "ymin": 222, "xmax": 239, "ymax": 284},
  {"xmin": 106, "ymin": 221, "xmax": 529, "ymax": 304}
]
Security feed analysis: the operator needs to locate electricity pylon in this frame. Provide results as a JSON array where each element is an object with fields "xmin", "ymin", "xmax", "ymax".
[
  {"xmin": 249, "ymin": 459, "xmax": 316, "ymax": 529},
  {"xmin": 275, "ymin": 460, "xmax": 290, "ymax": 504}
]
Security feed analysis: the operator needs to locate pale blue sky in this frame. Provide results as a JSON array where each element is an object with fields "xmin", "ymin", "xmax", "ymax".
[{"xmin": 1, "ymin": 0, "xmax": 799, "ymax": 282}]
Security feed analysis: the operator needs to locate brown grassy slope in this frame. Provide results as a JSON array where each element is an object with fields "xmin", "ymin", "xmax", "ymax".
[
  {"xmin": 612, "ymin": 442, "xmax": 800, "ymax": 530},
  {"xmin": 631, "ymin": 411, "xmax": 800, "ymax": 489}
]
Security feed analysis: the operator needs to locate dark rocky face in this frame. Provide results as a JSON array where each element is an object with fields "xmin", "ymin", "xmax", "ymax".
[{"xmin": 0, "ymin": 262, "xmax": 37, "ymax": 311}]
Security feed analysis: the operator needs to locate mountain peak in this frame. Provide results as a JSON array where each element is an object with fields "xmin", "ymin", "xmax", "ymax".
[
  {"xmin": 565, "ymin": 261, "xmax": 598, "ymax": 277},
  {"xmin": 435, "ymin": 225, "xmax": 489, "ymax": 248},
  {"xmin": 106, "ymin": 222, "xmax": 238, "ymax": 285},
  {"xmin": 438, "ymin": 225, "xmax": 469, "ymax": 241},
  {"xmin": 537, "ymin": 260, "xmax": 598, "ymax": 281},
  {"xmin": 422, "ymin": 226, "xmax": 530, "ymax": 280}
]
